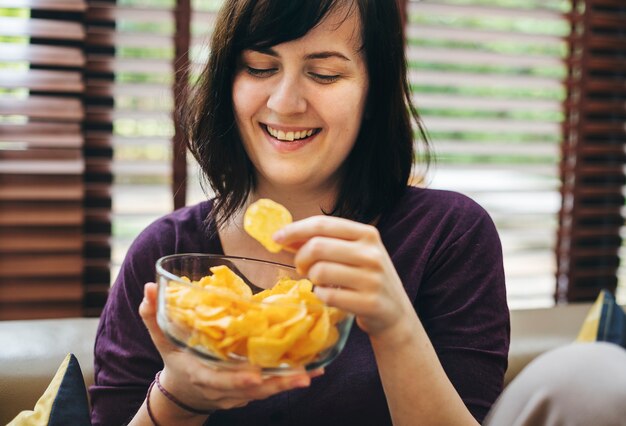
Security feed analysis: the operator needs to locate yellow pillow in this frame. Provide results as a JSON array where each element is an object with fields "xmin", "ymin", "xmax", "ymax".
[{"xmin": 8, "ymin": 353, "xmax": 91, "ymax": 426}]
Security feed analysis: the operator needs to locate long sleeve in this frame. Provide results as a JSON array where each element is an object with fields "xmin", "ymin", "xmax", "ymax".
[
  {"xmin": 380, "ymin": 188, "xmax": 510, "ymax": 422},
  {"xmin": 90, "ymin": 201, "xmax": 215, "ymax": 426}
]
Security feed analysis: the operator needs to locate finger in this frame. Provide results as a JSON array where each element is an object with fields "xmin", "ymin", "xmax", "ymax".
[
  {"xmin": 188, "ymin": 364, "xmax": 317, "ymax": 397},
  {"xmin": 139, "ymin": 282, "xmax": 176, "ymax": 351},
  {"xmin": 201, "ymin": 371, "xmax": 313, "ymax": 401},
  {"xmin": 243, "ymin": 373, "xmax": 314, "ymax": 400},
  {"xmin": 305, "ymin": 261, "xmax": 377, "ymax": 291},
  {"xmin": 313, "ymin": 285, "xmax": 371, "ymax": 315},
  {"xmin": 308, "ymin": 368, "xmax": 325, "ymax": 378},
  {"xmin": 185, "ymin": 365, "xmax": 323, "ymax": 403},
  {"xmin": 191, "ymin": 366, "xmax": 264, "ymax": 392},
  {"xmin": 275, "ymin": 216, "xmax": 376, "ymax": 248},
  {"xmin": 294, "ymin": 238, "xmax": 381, "ymax": 275},
  {"xmin": 279, "ymin": 240, "xmax": 304, "ymax": 254},
  {"xmin": 210, "ymin": 397, "xmax": 250, "ymax": 410}
]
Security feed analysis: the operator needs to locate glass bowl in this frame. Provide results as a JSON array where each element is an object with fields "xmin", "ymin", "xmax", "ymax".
[{"xmin": 156, "ymin": 253, "xmax": 354, "ymax": 375}]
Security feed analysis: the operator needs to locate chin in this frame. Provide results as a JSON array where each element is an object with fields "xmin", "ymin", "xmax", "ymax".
[{"xmin": 261, "ymin": 170, "xmax": 316, "ymax": 189}]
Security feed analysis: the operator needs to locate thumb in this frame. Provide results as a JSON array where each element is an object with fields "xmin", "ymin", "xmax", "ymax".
[{"xmin": 139, "ymin": 282, "xmax": 176, "ymax": 352}]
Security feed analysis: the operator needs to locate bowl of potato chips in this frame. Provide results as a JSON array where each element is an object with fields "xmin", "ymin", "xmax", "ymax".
[{"xmin": 156, "ymin": 253, "xmax": 354, "ymax": 374}]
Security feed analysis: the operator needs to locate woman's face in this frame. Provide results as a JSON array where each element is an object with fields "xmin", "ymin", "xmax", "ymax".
[{"xmin": 232, "ymin": 8, "xmax": 369, "ymax": 195}]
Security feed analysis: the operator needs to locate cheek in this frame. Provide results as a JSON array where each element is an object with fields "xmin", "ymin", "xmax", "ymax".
[
  {"xmin": 232, "ymin": 77, "xmax": 260, "ymax": 124},
  {"xmin": 327, "ymin": 86, "xmax": 368, "ymax": 135},
  {"xmin": 232, "ymin": 79, "xmax": 247, "ymax": 120}
]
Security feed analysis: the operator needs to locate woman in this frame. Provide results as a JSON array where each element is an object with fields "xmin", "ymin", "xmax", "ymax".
[{"xmin": 89, "ymin": 0, "xmax": 509, "ymax": 425}]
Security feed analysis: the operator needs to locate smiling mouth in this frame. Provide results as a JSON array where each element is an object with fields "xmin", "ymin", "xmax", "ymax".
[{"xmin": 264, "ymin": 124, "xmax": 321, "ymax": 142}]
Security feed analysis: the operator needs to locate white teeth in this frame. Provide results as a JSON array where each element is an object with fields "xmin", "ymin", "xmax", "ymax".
[{"xmin": 266, "ymin": 125, "xmax": 316, "ymax": 141}]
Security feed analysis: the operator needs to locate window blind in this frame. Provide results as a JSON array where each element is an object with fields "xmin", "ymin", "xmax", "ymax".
[
  {"xmin": 83, "ymin": 0, "xmax": 115, "ymax": 316},
  {"xmin": 407, "ymin": 0, "xmax": 571, "ymax": 308},
  {"xmin": 558, "ymin": 0, "xmax": 626, "ymax": 303},
  {"xmin": 0, "ymin": 0, "xmax": 87, "ymax": 319}
]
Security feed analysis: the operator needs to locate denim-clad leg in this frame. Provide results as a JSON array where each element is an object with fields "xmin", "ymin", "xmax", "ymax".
[{"xmin": 484, "ymin": 342, "xmax": 626, "ymax": 426}]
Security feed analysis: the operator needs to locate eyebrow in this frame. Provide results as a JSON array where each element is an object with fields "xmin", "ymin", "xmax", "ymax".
[{"xmin": 253, "ymin": 47, "xmax": 351, "ymax": 62}]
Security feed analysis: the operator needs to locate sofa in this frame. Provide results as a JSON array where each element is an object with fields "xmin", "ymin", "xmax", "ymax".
[{"xmin": 0, "ymin": 303, "xmax": 593, "ymax": 425}]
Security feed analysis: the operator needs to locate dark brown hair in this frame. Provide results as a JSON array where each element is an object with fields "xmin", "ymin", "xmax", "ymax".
[{"xmin": 184, "ymin": 0, "xmax": 430, "ymax": 228}]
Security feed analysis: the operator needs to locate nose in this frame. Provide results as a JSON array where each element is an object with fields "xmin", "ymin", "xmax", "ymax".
[{"xmin": 266, "ymin": 74, "xmax": 307, "ymax": 115}]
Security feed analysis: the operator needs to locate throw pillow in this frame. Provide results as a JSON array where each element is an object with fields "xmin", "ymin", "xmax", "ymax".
[
  {"xmin": 576, "ymin": 289, "xmax": 626, "ymax": 348},
  {"xmin": 7, "ymin": 353, "xmax": 91, "ymax": 426}
]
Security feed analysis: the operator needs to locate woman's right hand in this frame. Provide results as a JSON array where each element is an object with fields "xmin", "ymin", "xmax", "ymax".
[{"xmin": 139, "ymin": 282, "xmax": 322, "ymax": 413}]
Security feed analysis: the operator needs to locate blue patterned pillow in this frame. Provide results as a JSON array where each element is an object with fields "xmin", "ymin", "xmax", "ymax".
[
  {"xmin": 577, "ymin": 289, "xmax": 626, "ymax": 348},
  {"xmin": 7, "ymin": 353, "xmax": 91, "ymax": 426}
]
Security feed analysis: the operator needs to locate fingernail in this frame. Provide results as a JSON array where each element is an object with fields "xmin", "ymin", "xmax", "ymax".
[
  {"xmin": 310, "ymin": 368, "xmax": 325, "ymax": 378},
  {"xmin": 313, "ymin": 286, "xmax": 328, "ymax": 302},
  {"xmin": 292, "ymin": 378, "xmax": 309, "ymax": 388},
  {"xmin": 273, "ymin": 230, "xmax": 285, "ymax": 242}
]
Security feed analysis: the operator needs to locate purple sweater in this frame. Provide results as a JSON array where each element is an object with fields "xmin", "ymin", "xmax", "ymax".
[{"xmin": 90, "ymin": 187, "xmax": 510, "ymax": 425}]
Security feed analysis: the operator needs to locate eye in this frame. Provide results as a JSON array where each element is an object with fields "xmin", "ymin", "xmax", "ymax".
[
  {"xmin": 246, "ymin": 66, "xmax": 277, "ymax": 78},
  {"xmin": 309, "ymin": 72, "xmax": 340, "ymax": 84}
]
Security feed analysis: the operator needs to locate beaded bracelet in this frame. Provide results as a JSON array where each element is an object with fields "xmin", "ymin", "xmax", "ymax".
[
  {"xmin": 155, "ymin": 370, "xmax": 215, "ymax": 416},
  {"xmin": 146, "ymin": 379, "xmax": 161, "ymax": 426}
]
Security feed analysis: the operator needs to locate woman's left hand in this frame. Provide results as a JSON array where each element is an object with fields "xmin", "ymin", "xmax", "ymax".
[{"xmin": 274, "ymin": 216, "xmax": 414, "ymax": 338}]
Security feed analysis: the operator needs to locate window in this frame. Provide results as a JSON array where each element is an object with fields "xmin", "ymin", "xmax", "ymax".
[
  {"xmin": 1, "ymin": 0, "xmax": 624, "ymax": 319},
  {"xmin": 407, "ymin": 0, "xmax": 571, "ymax": 308}
]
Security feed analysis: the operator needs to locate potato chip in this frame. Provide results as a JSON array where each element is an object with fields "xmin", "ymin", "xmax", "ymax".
[
  {"xmin": 288, "ymin": 309, "xmax": 330, "ymax": 359},
  {"xmin": 226, "ymin": 311, "xmax": 269, "ymax": 339},
  {"xmin": 165, "ymin": 265, "xmax": 346, "ymax": 368},
  {"xmin": 243, "ymin": 198, "xmax": 292, "ymax": 253},
  {"xmin": 208, "ymin": 265, "xmax": 253, "ymax": 298},
  {"xmin": 261, "ymin": 302, "xmax": 305, "ymax": 325},
  {"xmin": 248, "ymin": 315, "xmax": 314, "ymax": 367},
  {"xmin": 195, "ymin": 305, "xmax": 227, "ymax": 319}
]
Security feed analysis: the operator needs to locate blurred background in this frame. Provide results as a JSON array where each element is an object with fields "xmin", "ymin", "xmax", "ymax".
[{"xmin": 1, "ymin": 0, "xmax": 625, "ymax": 319}]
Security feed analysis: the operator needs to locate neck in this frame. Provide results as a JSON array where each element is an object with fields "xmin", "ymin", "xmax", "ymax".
[
  {"xmin": 250, "ymin": 181, "xmax": 339, "ymax": 222},
  {"xmin": 217, "ymin": 182, "xmax": 338, "ymax": 265}
]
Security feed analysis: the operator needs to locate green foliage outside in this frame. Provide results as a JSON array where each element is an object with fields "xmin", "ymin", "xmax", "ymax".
[{"xmin": 406, "ymin": 1, "xmax": 569, "ymax": 167}]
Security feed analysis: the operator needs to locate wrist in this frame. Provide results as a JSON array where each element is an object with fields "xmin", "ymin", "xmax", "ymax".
[
  {"xmin": 370, "ymin": 313, "xmax": 420, "ymax": 349},
  {"xmin": 157, "ymin": 370, "xmax": 215, "ymax": 416},
  {"xmin": 145, "ymin": 370, "xmax": 213, "ymax": 425}
]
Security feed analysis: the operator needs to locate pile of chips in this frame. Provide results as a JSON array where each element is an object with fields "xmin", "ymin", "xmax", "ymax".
[
  {"xmin": 165, "ymin": 265, "xmax": 345, "ymax": 367},
  {"xmin": 165, "ymin": 198, "xmax": 345, "ymax": 368}
]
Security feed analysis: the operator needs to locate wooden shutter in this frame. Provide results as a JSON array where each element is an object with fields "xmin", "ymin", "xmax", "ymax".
[
  {"xmin": 406, "ymin": 1, "xmax": 571, "ymax": 308},
  {"xmin": 557, "ymin": 0, "xmax": 626, "ymax": 302},
  {"xmin": 0, "ymin": 0, "xmax": 87, "ymax": 319},
  {"xmin": 83, "ymin": 0, "xmax": 114, "ymax": 316},
  {"xmin": 172, "ymin": 0, "xmax": 190, "ymax": 209}
]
